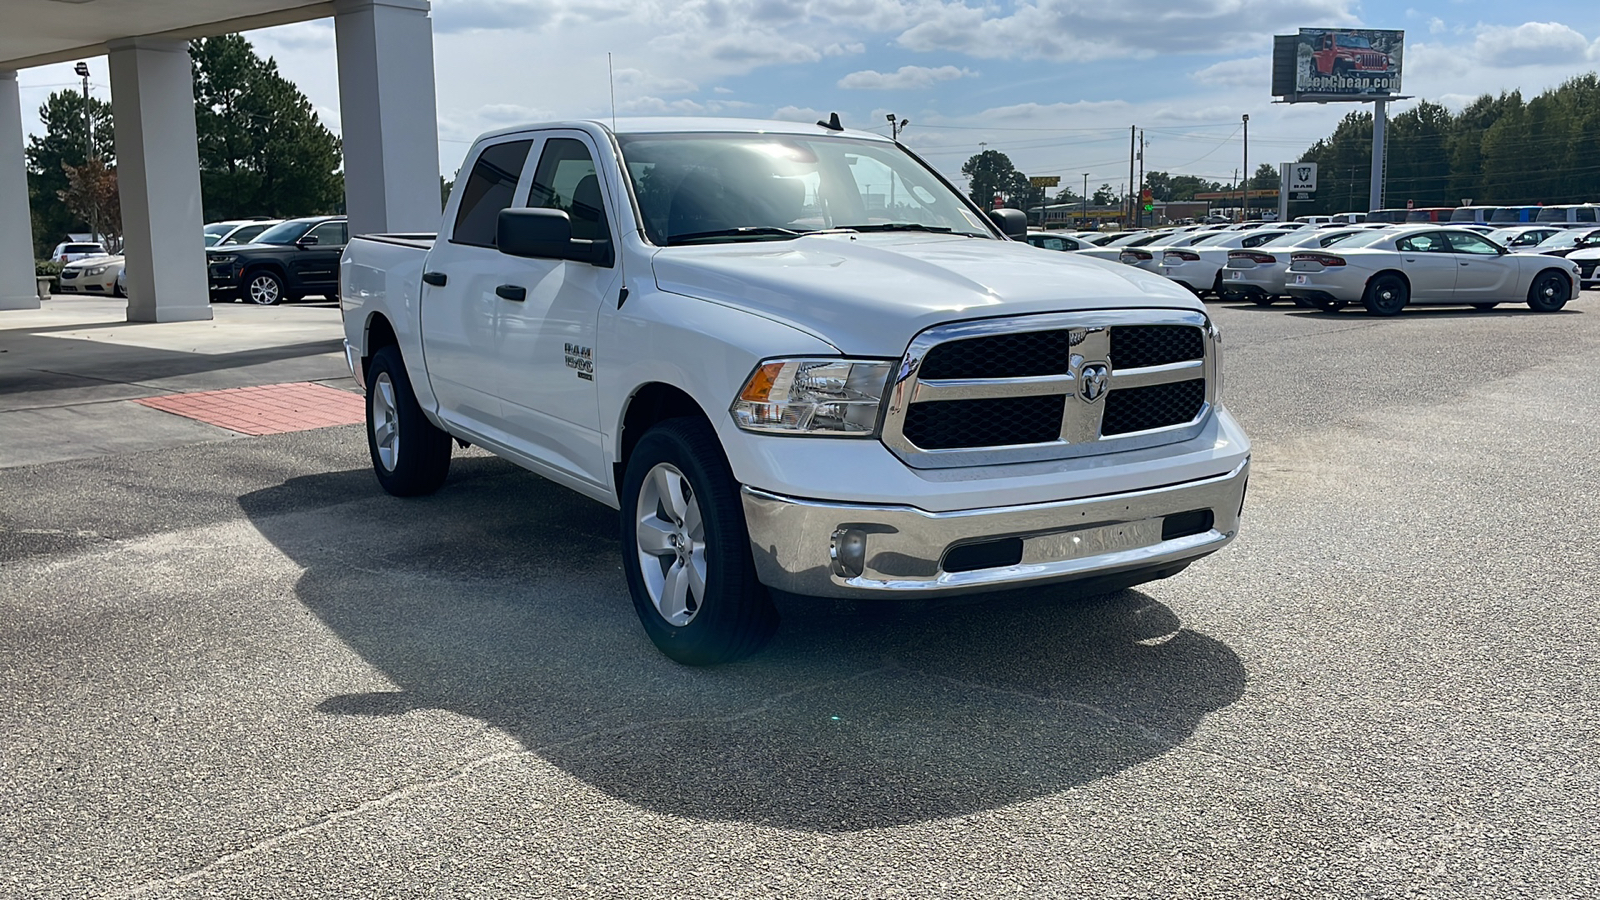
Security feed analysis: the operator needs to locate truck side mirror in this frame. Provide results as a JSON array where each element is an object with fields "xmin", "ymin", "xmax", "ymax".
[
  {"xmin": 987, "ymin": 208, "xmax": 1027, "ymax": 239},
  {"xmin": 498, "ymin": 208, "xmax": 573, "ymax": 259},
  {"xmin": 498, "ymin": 208, "xmax": 615, "ymax": 267}
]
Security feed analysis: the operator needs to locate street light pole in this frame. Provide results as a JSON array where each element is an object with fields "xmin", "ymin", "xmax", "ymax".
[
  {"xmin": 1241, "ymin": 113, "xmax": 1250, "ymax": 224},
  {"xmin": 74, "ymin": 61, "xmax": 98, "ymax": 246},
  {"xmin": 1082, "ymin": 173, "xmax": 1089, "ymax": 227}
]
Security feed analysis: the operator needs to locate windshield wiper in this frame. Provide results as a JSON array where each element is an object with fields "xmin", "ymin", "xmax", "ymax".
[
  {"xmin": 666, "ymin": 226, "xmax": 808, "ymax": 246},
  {"xmin": 830, "ymin": 223, "xmax": 956, "ymax": 234}
]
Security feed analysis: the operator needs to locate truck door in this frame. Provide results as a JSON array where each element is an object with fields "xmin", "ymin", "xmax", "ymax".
[
  {"xmin": 419, "ymin": 136, "xmax": 536, "ymax": 438},
  {"xmin": 487, "ymin": 132, "xmax": 618, "ymax": 488}
]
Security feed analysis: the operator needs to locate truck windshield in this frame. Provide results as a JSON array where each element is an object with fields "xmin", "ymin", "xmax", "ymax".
[{"xmin": 615, "ymin": 132, "xmax": 994, "ymax": 246}]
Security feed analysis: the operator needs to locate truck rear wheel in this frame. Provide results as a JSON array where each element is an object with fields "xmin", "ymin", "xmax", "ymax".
[
  {"xmin": 621, "ymin": 418, "xmax": 777, "ymax": 665},
  {"xmin": 365, "ymin": 344, "xmax": 452, "ymax": 496}
]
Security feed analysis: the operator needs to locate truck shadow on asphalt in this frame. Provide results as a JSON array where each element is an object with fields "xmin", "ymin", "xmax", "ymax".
[{"xmin": 240, "ymin": 462, "xmax": 1246, "ymax": 832}]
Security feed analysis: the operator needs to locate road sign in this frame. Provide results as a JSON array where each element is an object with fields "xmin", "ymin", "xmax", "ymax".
[
  {"xmin": 1029, "ymin": 176, "xmax": 1061, "ymax": 188},
  {"xmin": 1288, "ymin": 162, "xmax": 1317, "ymax": 195}
]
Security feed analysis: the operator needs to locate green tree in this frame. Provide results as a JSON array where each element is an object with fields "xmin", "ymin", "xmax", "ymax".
[
  {"xmin": 59, "ymin": 158, "xmax": 121, "ymax": 248},
  {"xmin": 961, "ymin": 150, "xmax": 1026, "ymax": 209},
  {"xmin": 25, "ymin": 90, "xmax": 115, "ymax": 257},
  {"xmin": 1248, "ymin": 163, "xmax": 1280, "ymax": 192},
  {"xmin": 1092, "ymin": 183, "xmax": 1117, "ymax": 206},
  {"xmin": 191, "ymin": 34, "xmax": 343, "ymax": 220}
]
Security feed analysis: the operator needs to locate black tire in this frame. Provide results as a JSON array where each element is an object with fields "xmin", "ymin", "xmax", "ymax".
[
  {"xmin": 621, "ymin": 417, "xmax": 777, "ymax": 666},
  {"xmin": 1527, "ymin": 270, "xmax": 1571, "ymax": 312},
  {"xmin": 244, "ymin": 269, "xmax": 286, "ymax": 306},
  {"xmin": 1471, "ymin": 302, "xmax": 1499, "ymax": 311},
  {"xmin": 1250, "ymin": 295, "xmax": 1275, "ymax": 306},
  {"xmin": 1363, "ymin": 274, "xmax": 1408, "ymax": 316},
  {"xmin": 1209, "ymin": 271, "xmax": 1224, "ymax": 299},
  {"xmin": 365, "ymin": 344, "xmax": 452, "ymax": 497},
  {"xmin": 1309, "ymin": 298, "xmax": 1348, "ymax": 313}
]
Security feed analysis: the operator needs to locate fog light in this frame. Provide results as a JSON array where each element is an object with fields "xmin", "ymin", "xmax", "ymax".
[{"xmin": 830, "ymin": 527, "xmax": 868, "ymax": 578}]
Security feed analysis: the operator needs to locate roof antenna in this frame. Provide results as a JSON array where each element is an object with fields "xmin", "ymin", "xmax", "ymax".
[
  {"xmin": 608, "ymin": 52, "xmax": 617, "ymax": 130},
  {"xmin": 816, "ymin": 112, "xmax": 843, "ymax": 132}
]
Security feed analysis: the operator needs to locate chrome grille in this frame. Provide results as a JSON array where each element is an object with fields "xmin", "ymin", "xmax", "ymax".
[{"xmin": 881, "ymin": 310, "xmax": 1217, "ymax": 468}]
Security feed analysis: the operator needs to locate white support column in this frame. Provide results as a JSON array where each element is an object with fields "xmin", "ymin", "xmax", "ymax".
[
  {"xmin": 0, "ymin": 71, "xmax": 39, "ymax": 311},
  {"xmin": 335, "ymin": 0, "xmax": 441, "ymax": 238},
  {"xmin": 108, "ymin": 38, "xmax": 210, "ymax": 323}
]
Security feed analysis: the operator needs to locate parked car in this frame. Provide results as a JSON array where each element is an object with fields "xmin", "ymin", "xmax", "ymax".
[
  {"xmin": 339, "ymin": 116, "xmax": 1251, "ymax": 664},
  {"xmin": 51, "ymin": 241, "xmax": 107, "ymax": 264},
  {"xmin": 213, "ymin": 219, "xmax": 282, "ymax": 247},
  {"xmin": 207, "ymin": 216, "xmax": 348, "ymax": 305},
  {"xmin": 1448, "ymin": 206, "xmax": 1499, "ymax": 224},
  {"xmin": 1283, "ymin": 225, "xmax": 1580, "ymax": 315},
  {"xmin": 203, "ymin": 218, "xmax": 275, "ymax": 247},
  {"xmin": 1073, "ymin": 230, "xmax": 1173, "ymax": 260},
  {"xmin": 1156, "ymin": 229, "xmax": 1296, "ymax": 297},
  {"xmin": 1116, "ymin": 231, "xmax": 1218, "ymax": 274},
  {"xmin": 1533, "ymin": 204, "xmax": 1599, "ymax": 227},
  {"xmin": 1404, "ymin": 208, "xmax": 1455, "ymax": 224},
  {"xmin": 1219, "ymin": 228, "xmax": 1366, "ymax": 304},
  {"xmin": 1487, "ymin": 206, "xmax": 1541, "ymax": 225},
  {"xmin": 1024, "ymin": 231, "xmax": 1087, "ymax": 251},
  {"xmin": 56, "ymin": 254, "xmax": 126, "ymax": 296},
  {"xmin": 1565, "ymin": 245, "xmax": 1600, "ymax": 289},
  {"xmin": 1518, "ymin": 227, "xmax": 1600, "ymax": 258},
  {"xmin": 1485, "ymin": 226, "xmax": 1560, "ymax": 250},
  {"xmin": 1366, "ymin": 209, "xmax": 1411, "ymax": 225}
]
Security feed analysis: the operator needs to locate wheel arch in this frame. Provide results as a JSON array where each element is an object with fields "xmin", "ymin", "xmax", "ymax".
[
  {"xmin": 1365, "ymin": 268, "xmax": 1410, "ymax": 293},
  {"xmin": 615, "ymin": 382, "xmax": 714, "ymax": 492},
  {"xmin": 362, "ymin": 311, "xmax": 400, "ymax": 366}
]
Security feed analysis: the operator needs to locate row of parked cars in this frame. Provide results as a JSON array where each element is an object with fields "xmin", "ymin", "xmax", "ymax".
[
  {"xmin": 48, "ymin": 214, "xmax": 349, "ymax": 306},
  {"xmin": 1025, "ymin": 211, "xmax": 1596, "ymax": 315}
]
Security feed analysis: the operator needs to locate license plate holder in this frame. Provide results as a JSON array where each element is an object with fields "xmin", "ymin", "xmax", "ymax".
[
  {"xmin": 1293, "ymin": 274, "xmax": 1309, "ymax": 285},
  {"xmin": 1022, "ymin": 519, "xmax": 1164, "ymax": 565}
]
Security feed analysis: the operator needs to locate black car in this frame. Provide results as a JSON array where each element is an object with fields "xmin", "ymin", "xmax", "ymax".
[{"xmin": 207, "ymin": 216, "xmax": 348, "ymax": 305}]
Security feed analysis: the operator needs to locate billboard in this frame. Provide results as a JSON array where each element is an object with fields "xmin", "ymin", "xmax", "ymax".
[{"xmin": 1293, "ymin": 28, "xmax": 1403, "ymax": 97}]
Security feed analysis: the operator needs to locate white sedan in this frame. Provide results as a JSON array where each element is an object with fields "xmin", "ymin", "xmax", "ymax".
[
  {"xmin": 1218, "ymin": 228, "xmax": 1368, "ymax": 305},
  {"xmin": 1154, "ymin": 229, "xmax": 1295, "ymax": 297},
  {"xmin": 56, "ymin": 255, "xmax": 126, "ymax": 297},
  {"xmin": 1283, "ymin": 225, "xmax": 1581, "ymax": 315}
]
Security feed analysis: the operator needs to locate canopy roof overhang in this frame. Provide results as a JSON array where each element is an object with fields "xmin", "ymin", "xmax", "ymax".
[{"xmin": 1, "ymin": 0, "xmax": 332, "ymax": 69}]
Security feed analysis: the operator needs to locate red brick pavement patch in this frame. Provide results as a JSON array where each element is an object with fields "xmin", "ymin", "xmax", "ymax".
[{"xmin": 134, "ymin": 382, "xmax": 366, "ymax": 436}]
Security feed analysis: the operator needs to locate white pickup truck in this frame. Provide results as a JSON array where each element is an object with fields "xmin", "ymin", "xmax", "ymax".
[{"xmin": 339, "ymin": 117, "xmax": 1251, "ymax": 665}]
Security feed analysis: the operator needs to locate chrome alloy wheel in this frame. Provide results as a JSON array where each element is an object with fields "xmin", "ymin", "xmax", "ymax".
[
  {"xmin": 635, "ymin": 462, "xmax": 706, "ymax": 627},
  {"xmin": 247, "ymin": 274, "xmax": 281, "ymax": 305},
  {"xmin": 370, "ymin": 372, "xmax": 400, "ymax": 472}
]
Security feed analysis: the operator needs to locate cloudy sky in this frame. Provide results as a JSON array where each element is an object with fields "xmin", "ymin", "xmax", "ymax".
[{"xmin": 16, "ymin": 0, "xmax": 1600, "ymax": 195}]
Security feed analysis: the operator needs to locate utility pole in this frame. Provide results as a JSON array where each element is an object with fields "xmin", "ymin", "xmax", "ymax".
[
  {"xmin": 1241, "ymin": 113, "xmax": 1250, "ymax": 223},
  {"xmin": 1082, "ymin": 173, "xmax": 1089, "ymax": 227},
  {"xmin": 75, "ymin": 61, "xmax": 97, "ymax": 246},
  {"xmin": 1137, "ymin": 131, "xmax": 1145, "ymax": 228},
  {"xmin": 1369, "ymin": 99, "xmax": 1386, "ymax": 212},
  {"xmin": 1127, "ymin": 125, "xmax": 1136, "ymax": 227}
]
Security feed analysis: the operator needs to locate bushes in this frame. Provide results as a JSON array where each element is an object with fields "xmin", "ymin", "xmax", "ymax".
[{"xmin": 35, "ymin": 260, "xmax": 63, "ymax": 278}]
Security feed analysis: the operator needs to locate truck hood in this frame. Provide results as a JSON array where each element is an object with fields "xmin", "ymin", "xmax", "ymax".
[{"xmin": 650, "ymin": 232, "xmax": 1204, "ymax": 356}]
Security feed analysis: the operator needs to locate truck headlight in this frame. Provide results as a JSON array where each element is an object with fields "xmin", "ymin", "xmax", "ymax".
[{"xmin": 731, "ymin": 358, "xmax": 893, "ymax": 437}]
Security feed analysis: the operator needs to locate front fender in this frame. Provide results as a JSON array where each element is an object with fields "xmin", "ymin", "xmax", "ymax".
[{"xmin": 600, "ymin": 288, "xmax": 842, "ymax": 490}]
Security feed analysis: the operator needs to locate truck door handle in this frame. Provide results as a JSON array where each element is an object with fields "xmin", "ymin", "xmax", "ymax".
[
  {"xmin": 495, "ymin": 284, "xmax": 526, "ymax": 302},
  {"xmin": 422, "ymin": 271, "xmax": 447, "ymax": 286}
]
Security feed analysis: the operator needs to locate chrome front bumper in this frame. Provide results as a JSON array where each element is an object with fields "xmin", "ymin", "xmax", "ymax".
[{"xmin": 741, "ymin": 459, "xmax": 1249, "ymax": 598}]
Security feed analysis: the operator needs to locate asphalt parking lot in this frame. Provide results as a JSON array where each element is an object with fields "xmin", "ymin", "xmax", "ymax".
[{"xmin": 3, "ymin": 296, "xmax": 1598, "ymax": 898}]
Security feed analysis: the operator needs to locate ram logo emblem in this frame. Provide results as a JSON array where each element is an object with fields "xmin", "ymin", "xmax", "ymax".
[{"xmin": 1078, "ymin": 362, "xmax": 1110, "ymax": 403}]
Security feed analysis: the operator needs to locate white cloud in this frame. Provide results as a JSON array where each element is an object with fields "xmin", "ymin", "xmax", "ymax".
[
  {"xmin": 1191, "ymin": 56, "xmax": 1271, "ymax": 88},
  {"xmin": 1472, "ymin": 21, "xmax": 1591, "ymax": 68},
  {"xmin": 837, "ymin": 65, "xmax": 973, "ymax": 90}
]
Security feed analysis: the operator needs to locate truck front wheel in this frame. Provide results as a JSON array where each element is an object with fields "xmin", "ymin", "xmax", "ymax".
[
  {"xmin": 365, "ymin": 344, "xmax": 452, "ymax": 496},
  {"xmin": 621, "ymin": 418, "xmax": 777, "ymax": 665}
]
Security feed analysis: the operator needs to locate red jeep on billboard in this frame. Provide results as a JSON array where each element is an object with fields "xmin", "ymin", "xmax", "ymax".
[{"xmin": 1312, "ymin": 32, "xmax": 1392, "ymax": 75}]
